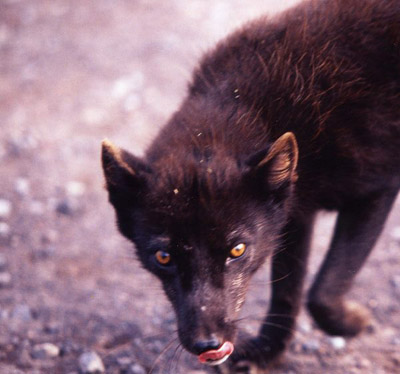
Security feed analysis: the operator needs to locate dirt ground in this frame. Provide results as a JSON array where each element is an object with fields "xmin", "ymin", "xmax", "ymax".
[{"xmin": 0, "ymin": 0, "xmax": 399, "ymax": 373}]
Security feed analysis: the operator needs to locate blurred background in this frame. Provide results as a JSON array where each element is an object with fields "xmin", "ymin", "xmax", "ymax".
[{"xmin": 0, "ymin": 1, "xmax": 399, "ymax": 373}]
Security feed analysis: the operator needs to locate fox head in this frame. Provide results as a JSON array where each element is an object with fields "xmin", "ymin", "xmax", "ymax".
[{"xmin": 101, "ymin": 132, "xmax": 298, "ymax": 363}]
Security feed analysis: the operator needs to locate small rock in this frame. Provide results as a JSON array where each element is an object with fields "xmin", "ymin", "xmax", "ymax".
[
  {"xmin": 298, "ymin": 320, "xmax": 312, "ymax": 334},
  {"xmin": 390, "ymin": 226, "xmax": 400, "ymax": 241},
  {"xmin": 128, "ymin": 363, "xmax": 146, "ymax": 374},
  {"xmin": 111, "ymin": 72, "xmax": 144, "ymax": 99},
  {"xmin": 149, "ymin": 340, "xmax": 164, "ymax": 353},
  {"xmin": 11, "ymin": 304, "xmax": 32, "ymax": 321},
  {"xmin": 390, "ymin": 275, "xmax": 400, "ymax": 290},
  {"xmin": 56, "ymin": 198, "xmax": 80, "ymax": 216},
  {"xmin": 0, "ymin": 272, "xmax": 12, "ymax": 288},
  {"xmin": 7, "ymin": 133, "xmax": 38, "ymax": 155},
  {"xmin": 78, "ymin": 351, "xmax": 105, "ymax": 373},
  {"xmin": 302, "ymin": 339, "xmax": 320, "ymax": 353},
  {"xmin": 31, "ymin": 247, "xmax": 56, "ymax": 261},
  {"xmin": 0, "ymin": 222, "xmax": 10, "ymax": 238},
  {"xmin": 66, "ymin": 181, "xmax": 86, "ymax": 197},
  {"xmin": 328, "ymin": 336, "xmax": 346, "ymax": 350},
  {"xmin": 43, "ymin": 322, "xmax": 60, "ymax": 335},
  {"xmin": 0, "ymin": 199, "xmax": 12, "ymax": 218},
  {"xmin": 31, "ymin": 343, "xmax": 60, "ymax": 359},
  {"xmin": 116, "ymin": 356, "xmax": 132, "ymax": 367},
  {"xmin": 392, "ymin": 353, "xmax": 400, "ymax": 367},
  {"xmin": 15, "ymin": 178, "xmax": 30, "ymax": 195},
  {"xmin": 383, "ymin": 327, "xmax": 397, "ymax": 339}
]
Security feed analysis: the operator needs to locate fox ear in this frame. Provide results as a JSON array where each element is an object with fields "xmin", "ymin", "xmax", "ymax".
[
  {"xmin": 101, "ymin": 139, "xmax": 149, "ymax": 205},
  {"xmin": 247, "ymin": 132, "xmax": 298, "ymax": 190}
]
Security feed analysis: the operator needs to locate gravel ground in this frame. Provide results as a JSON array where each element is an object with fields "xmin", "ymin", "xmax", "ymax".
[{"xmin": 0, "ymin": 0, "xmax": 399, "ymax": 373}]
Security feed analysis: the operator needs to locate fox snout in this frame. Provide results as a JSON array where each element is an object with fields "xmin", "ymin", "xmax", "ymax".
[
  {"xmin": 178, "ymin": 310, "xmax": 236, "ymax": 366},
  {"xmin": 173, "ymin": 286, "xmax": 239, "ymax": 366}
]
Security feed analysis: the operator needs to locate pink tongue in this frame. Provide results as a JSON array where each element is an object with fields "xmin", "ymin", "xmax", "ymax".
[{"xmin": 198, "ymin": 341, "xmax": 234, "ymax": 363}]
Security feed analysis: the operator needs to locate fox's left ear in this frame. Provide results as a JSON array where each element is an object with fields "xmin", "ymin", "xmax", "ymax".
[
  {"xmin": 247, "ymin": 132, "xmax": 298, "ymax": 189},
  {"xmin": 101, "ymin": 139, "xmax": 150, "ymax": 205},
  {"xmin": 101, "ymin": 139, "xmax": 151, "ymax": 239}
]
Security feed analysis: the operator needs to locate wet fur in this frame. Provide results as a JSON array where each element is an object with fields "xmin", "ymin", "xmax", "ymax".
[{"xmin": 102, "ymin": 0, "xmax": 400, "ymax": 372}]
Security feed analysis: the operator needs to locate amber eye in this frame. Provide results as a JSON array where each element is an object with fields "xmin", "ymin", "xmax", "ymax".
[
  {"xmin": 155, "ymin": 250, "xmax": 171, "ymax": 266},
  {"xmin": 230, "ymin": 243, "xmax": 246, "ymax": 258}
]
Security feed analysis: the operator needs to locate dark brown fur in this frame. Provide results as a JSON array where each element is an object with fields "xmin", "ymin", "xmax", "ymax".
[{"xmin": 102, "ymin": 0, "xmax": 400, "ymax": 372}]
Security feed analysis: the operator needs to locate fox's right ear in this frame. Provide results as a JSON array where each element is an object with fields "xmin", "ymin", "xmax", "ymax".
[{"xmin": 101, "ymin": 139, "xmax": 149, "ymax": 206}]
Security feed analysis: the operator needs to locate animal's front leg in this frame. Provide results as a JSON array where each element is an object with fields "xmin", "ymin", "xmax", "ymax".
[
  {"xmin": 222, "ymin": 215, "xmax": 315, "ymax": 373},
  {"xmin": 307, "ymin": 189, "xmax": 398, "ymax": 337}
]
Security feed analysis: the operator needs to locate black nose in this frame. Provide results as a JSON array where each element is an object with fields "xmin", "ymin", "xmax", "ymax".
[{"xmin": 192, "ymin": 336, "xmax": 222, "ymax": 355}]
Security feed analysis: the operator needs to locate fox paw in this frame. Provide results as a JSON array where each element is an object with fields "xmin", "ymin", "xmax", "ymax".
[
  {"xmin": 308, "ymin": 299, "xmax": 371, "ymax": 336},
  {"xmin": 215, "ymin": 336, "xmax": 284, "ymax": 374}
]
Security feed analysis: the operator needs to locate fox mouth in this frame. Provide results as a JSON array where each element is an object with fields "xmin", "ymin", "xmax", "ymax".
[{"xmin": 198, "ymin": 341, "xmax": 234, "ymax": 366}]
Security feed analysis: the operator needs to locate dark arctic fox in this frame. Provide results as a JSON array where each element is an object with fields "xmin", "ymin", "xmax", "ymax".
[{"xmin": 102, "ymin": 0, "xmax": 400, "ymax": 372}]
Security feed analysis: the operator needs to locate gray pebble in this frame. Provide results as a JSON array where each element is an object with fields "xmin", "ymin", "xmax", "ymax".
[
  {"xmin": 7, "ymin": 133, "xmax": 38, "ymax": 155},
  {"xmin": 328, "ymin": 336, "xmax": 346, "ymax": 350},
  {"xmin": 390, "ymin": 275, "xmax": 400, "ymax": 290},
  {"xmin": 66, "ymin": 181, "xmax": 86, "ymax": 197},
  {"xmin": 149, "ymin": 340, "xmax": 164, "ymax": 353},
  {"xmin": 31, "ymin": 343, "xmax": 60, "ymax": 359},
  {"xmin": 43, "ymin": 322, "xmax": 61, "ymax": 335},
  {"xmin": 11, "ymin": 304, "xmax": 32, "ymax": 321},
  {"xmin": 390, "ymin": 226, "xmax": 400, "ymax": 241},
  {"xmin": 56, "ymin": 198, "xmax": 80, "ymax": 216},
  {"xmin": 297, "ymin": 320, "xmax": 312, "ymax": 334},
  {"xmin": 392, "ymin": 353, "xmax": 400, "ymax": 367},
  {"xmin": 111, "ymin": 72, "xmax": 144, "ymax": 100},
  {"xmin": 0, "ymin": 199, "xmax": 12, "ymax": 218},
  {"xmin": 128, "ymin": 363, "xmax": 146, "ymax": 374},
  {"xmin": 0, "ymin": 272, "xmax": 12, "ymax": 288},
  {"xmin": 301, "ymin": 339, "xmax": 320, "ymax": 353},
  {"xmin": 116, "ymin": 356, "xmax": 132, "ymax": 367},
  {"xmin": 0, "ymin": 222, "xmax": 10, "ymax": 238},
  {"xmin": 79, "ymin": 351, "xmax": 105, "ymax": 373},
  {"xmin": 15, "ymin": 178, "xmax": 30, "ymax": 195},
  {"xmin": 31, "ymin": 247, "xmax": 56, "ymax": 261}
]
